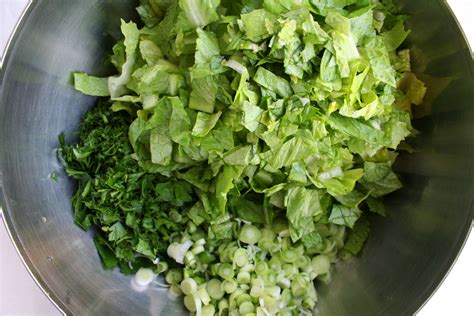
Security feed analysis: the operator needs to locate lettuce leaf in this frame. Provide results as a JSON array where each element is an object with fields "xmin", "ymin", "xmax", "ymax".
[
  {"xmin": 343, "ymin": 215, "xmax": 370, "ymax": 255},
  {"xmin": 360, "ymin": 161, "xmax": 403, "ymax": 197},
  {"xmin": 241, "ymin": 9, "xmax": 278, "ymax": 41},
  {"xmin": 73, "ymin": 73, "xmax": 110, "ymax": 97},
  {"xmin": 179, "ymin": 0, "xmax": 221, "ymax": 29},
  {"xmin": 285, "ymin": 187, "xmax": 324, "ymax": 242},
  {"xmin": 253, "ymin": 67, "xmax": 293, "ymax": 98},
  {"xmin": 108, "ymin": 20, "xmax": 140, "ymax": 98},
  {"xmin": 365, "ymin": 36, "xmax": 397, "ymax": 87},
  {"xmin": 329, "ymin": 204, "xmax": 361, "ymax": 228}
]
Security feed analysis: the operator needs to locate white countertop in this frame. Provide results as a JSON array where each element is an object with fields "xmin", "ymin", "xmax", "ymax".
[{"xmin": 0, "ymin": 0, "xmax": 473, "ymax": 315}]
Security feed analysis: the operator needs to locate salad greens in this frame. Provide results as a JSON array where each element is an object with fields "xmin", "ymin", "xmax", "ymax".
[{"xmin": 60, "ymin": 0, "xmax": 426, "ymax": 314}]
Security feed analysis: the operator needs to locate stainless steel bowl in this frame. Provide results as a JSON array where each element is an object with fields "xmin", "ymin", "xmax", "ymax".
[{"xmin": 1, "ymin": 1, "xmax": 473, "ymax": 315}]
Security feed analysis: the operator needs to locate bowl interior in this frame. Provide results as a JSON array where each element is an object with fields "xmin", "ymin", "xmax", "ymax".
[{"xmin": 0, "ymin": 1, "xmax": 473, "ymax": 315}]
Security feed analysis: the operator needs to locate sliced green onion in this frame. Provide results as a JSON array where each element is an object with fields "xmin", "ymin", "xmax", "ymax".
[
  {"xmin": 196, "ymin": 287, "xmax": 211, "ymax": 305},
  {"xmin": 222, "ymin": 279, "xmax": 238, "ymax": 294},
  {"xmin": 210, "ymin": 263, "xmax": 221, "ymax": 276},
  {"xmin": 260, "ymin": 228, "xmax": 276, "ymax": 240},
  {"xmin": 229, "ymin": 289, "xmax": 245, "ymax": 310},
  {"xmin": 202, "ymin": 304, "xmax": 216, "ymax": 316},
  {"xmin": 250, "ymin": 288, "xmax": 264, "ymax": 299},
  {"xmin": 281, "ymin": 249, "xmax": 298, "ymax": 263},
  {"xmin": 268, "ymin": 253, "xmax": 283, "ymax": 267},
  {"xmin": 194, "ymin": 276, "xmax": 206, "ymax": 285},
  {"xmin": 237, "ymin": 271, "xmax": 251, "ymax": 284},
  {"xmin": 184, "ymin": 251, "xmax": 196, "ymax": 266},
  {"xmin": 183, "ymin": 295, "xmax": 197, "ymax": 312},
  {"xmin": 191, "ymin": 245, "xmax": 205, "ymax": 255},
  {"xmin": 255, "ymin": 262, "xmax": 268, "ymax": 275},
  {"xmin": 250, "ymin": 280, "xmax": 264, "ymax": 298},
  {"xmin": 317, "ymin": 271, "xmax": 332, "ymax": 284},
  {"xmin": 134, "ymin": 268, "xmax": 155, "ymax": 287},
  {"xmin": 194, "ymin": 238, "xmax": 206, "ymax": 247},
  {"xmin": 291, "ymin": 274, "xmax": 309, "ymax": 297},
  {"xmin": 180, "ymin": 278, "xmax": 198, "ymax": 295},
  {"xmin": 197, "ymin": 251, "xmax": 216, "ymax": 264},
  {"xmin": 263, "ymin": 269, "xmax": 277, "ymax": 285},
  {"xmin": 251, "ymin": 276, "xmax": 264, "ymax": 287},
  {"xmin": 277, "ymin": 277, "xmax": 291, "ymax": 289},
  {"xmin": 281, "ymin": 288, "xmax": 293, "ymax": 306},
  {"xmin": 233, "ymin": 248, "xmax": 249, "ymax": 267},
  {"xmin": 261, "ymin": 295, "xmax": 278, "ymax": 314},
  {"xmin": 295, "ymin": 255, "xmax": 311, "ymax": 269},
  {"xmin": 268, "ymin": 254, "xmax": 283, "ymax": 273},
  {"xmin": 217, "ymin": 243, "xmax": 227, "ymax": 255},
  {"xmin": 156, "ymin": 261, "xmax": 169, "ymax": 273},
  {"xmin": 236, "ymin": 293, "xmax": 252, "ymax": 306},
  {"xmin": 311, "ymin": 255, "xmax": 331, "ymax": 275},
  {"xmin": 206, "ymin": 279, "xmax": 224, "ymax": 300},
  {"xmin": 280, "ymin": 236, "xmax": 291, "ymax": 250},
  {"xmin": 256, "ymin": 307, "xmax": 267, "ymax": 316},
  {"xmin": 272, "ymin": 244, "xmax": 283, "ymax": 254},
  {"xmin": 167, "ymin": 240, "xmax": 193, "ymax": 264},
  {"xmin": 168, "ymin": 284, "xmax": 182, "ymax": 298},
  {"xmin": 240, "ymin": 284, "xmax": 250, "ymax": 291},
  {"xmin": 182, "ymin": 268, "xmax": 192, "ymax": 280},
  {"xmin": 165, "ymin": 268, "xmax": 183, "ymax": 285},
  {"xmin": 282, "ymin": 264, "xmax": 298, "ymax": 278},
  {"xmin": 239, "ymin": 301, "xmax": 256, "ymax": 314},
  {"xmin": 304, "ymin": 268, "xmax": 316, "ymax": 280},
  {"xmin": 218, "ymin": 298, "xmax": 229, "ymax": 312},
  {"xmin": 279, "ymin": 309, "xmax": 293, "ymax": 316},
  {"xmin": 258, "ymin": 238, "xmax": 274, "ymax": 252},
  {"xmin": 220, "ymin": 245, "xmax": 238, "ymax": 263},
  {"xmin": 239, "ymin": 263, "xmax": 255, "ymax": 273},
  {"xmin": 266, "ymin": 286, "xmax": 281, "ymax": 298},
  {"xmin": 218, "ymin": 263, "xmax": 234, "ymax": 280},
  {"xmin": 239, "ymin": 224, "xmax": 262, "ymax": 244},
  {"xmin": 271, "ymin": 220, "xmax": 289, "ymax": 235}
]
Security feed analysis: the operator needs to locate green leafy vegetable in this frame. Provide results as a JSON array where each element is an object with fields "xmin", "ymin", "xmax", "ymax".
[
  {"xmin": 179, "ymin": 0, "xmax": 220, "ymax": 29},
  {"xmin": 108, "ymin": 20, "xmax": 140, "ymax": 98},
  {"xmin": 285, "ymin": 187, "xmax": 324, "ymax": 242},
  {"xmin": 365, "ymin": 36, "xmax": 397, "ymax": 87},
  {"xmin": 59, "ymin": 101, "xmax": 192, "ymax": 271},
  {"xmin": 343, "ymin": 215, "xmax": 370, "ymax": 255},
  {"xmin": 241, "ymin": 9, "xmax": 277, "ymax": 41},
  {"xmin": 191, "ymin": 111, "xmax": 222, "ymax": 137},
  {"xmin": 329, "ymin": 204, "xmax": 361, "ymax": 228},
  {"xmin": 64, "ymin": 0, "xmax": 426, "ymax": 313},
  {"xmin": 73, "ymin": 73, "xmax": 110, "ymax": 97},
  {"xmin": 253, "ymin": 67, "xmax": 293, "ymax": 98}
]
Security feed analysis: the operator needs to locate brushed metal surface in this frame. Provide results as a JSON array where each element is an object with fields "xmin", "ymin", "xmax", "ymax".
[{"xmin": 0, "ymin": 0, "xmax": 473, "ymax": 315}]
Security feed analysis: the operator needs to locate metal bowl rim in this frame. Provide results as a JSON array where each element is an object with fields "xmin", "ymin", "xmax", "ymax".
[{"xmin": 0, "ymin": 1, "xmax": 472, "ymax": 315}]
